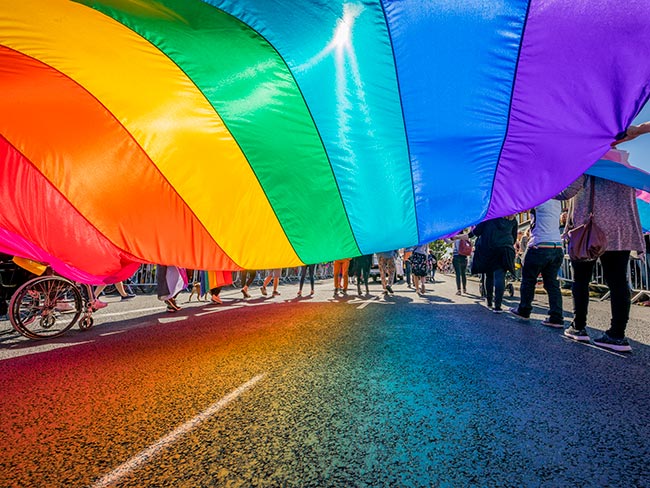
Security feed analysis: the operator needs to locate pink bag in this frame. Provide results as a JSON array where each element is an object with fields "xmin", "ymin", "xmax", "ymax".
[{"xmin": 567, "ymin": 176, "xmax": 607, "ymax": 261}]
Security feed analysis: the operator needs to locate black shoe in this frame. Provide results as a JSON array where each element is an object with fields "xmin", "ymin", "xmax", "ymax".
[
  {"xmin": 386, "ymin": 285, "xmax": 394, "ymax": 294},
  {"xmin": 541, "ymin": 318, "xmax": 564, "ymax": 329},
  {"xmin": 564, "ymin": 325, "xmax": 590, "ymax": 342},
  {"xmin": 121, "ymin": 293, "xmax": 136, "ymax": 301},
  {"xmin": 508, "ymin": 307, "xmax": 529, "ymax": 320},
  {"xmin": 593, "ymin": 333, "xmax": 632, "ymax": 352},
  {"xmin": 492, "ymin": 307, "xmax": 504, "ymax": 314}
]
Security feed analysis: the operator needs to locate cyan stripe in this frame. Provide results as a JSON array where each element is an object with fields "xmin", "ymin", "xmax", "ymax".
[{"xmin": 206, "ymin": 0, "xmax": 418, "ymax": 254}]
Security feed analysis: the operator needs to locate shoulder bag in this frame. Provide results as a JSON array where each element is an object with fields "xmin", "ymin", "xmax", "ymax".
[{"xmin": 567, "ymin": 176, "xmax": 607, "ymax": 261}]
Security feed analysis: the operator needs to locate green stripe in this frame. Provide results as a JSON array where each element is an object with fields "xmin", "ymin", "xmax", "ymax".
[{"xmin": 75, "ymin": 0, "xmax": 360, "ymax": 263}]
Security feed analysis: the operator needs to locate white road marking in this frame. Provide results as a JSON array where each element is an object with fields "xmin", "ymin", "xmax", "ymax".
[
  {"xmin": 195, "ymin": 305, "xmax": 243, "ymax": 316},
  {"xmin": 92, "ymin": 374, "xmax": 266, "ymax": 488},
  {"xmin": 99, "ymin": 330, "xmax": 126, "ymax": 337},
  {"xmin": 157, "ymin": 316, "xmax": 188, "ymax": 324},
  {"xmin": 357, "ymin": 296, "xmax": 381, "ymax": 309},
  {"xmin": 98, "ymin": 307, "xmax": 163, "ymax": 319},
  {"xmin": 0, "ymin": 341, "xmax": 93, "ymax": 361}
]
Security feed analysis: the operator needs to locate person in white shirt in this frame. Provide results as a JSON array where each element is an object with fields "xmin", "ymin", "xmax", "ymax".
[{"xmin": 508, "ymin": 199, "xmax": 565, "ymax": 327}]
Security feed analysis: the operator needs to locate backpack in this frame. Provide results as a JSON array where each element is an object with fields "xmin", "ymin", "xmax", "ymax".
[{"xmin": 458, "ymin": 239, "xmax": 473, "ymax": 256}]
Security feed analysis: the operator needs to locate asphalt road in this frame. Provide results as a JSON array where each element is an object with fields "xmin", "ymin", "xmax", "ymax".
[{"xmin": 0, "ymin": 274, "xmax": 649, "ymax": 487}]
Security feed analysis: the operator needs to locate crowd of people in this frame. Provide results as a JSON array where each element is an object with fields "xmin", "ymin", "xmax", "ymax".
[{"xmin": 2, "ymin": 123, "xmax": 649, "ymax": 352}]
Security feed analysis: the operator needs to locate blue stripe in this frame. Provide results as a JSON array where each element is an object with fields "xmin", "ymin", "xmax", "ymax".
[{"xmin": 382, "ymin": 0, "xmax": 529, "ymax": 239}]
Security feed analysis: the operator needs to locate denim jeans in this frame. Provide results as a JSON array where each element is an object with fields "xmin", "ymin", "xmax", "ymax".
[
  {"xmin": 452, "ymin": 255, "xmax": 468, "ymax": 291},
  {"xmin": 571, "ymin": 251, "xmax": 631, "ymax": 337},
  {"xmin": 485, "ymin": 268, "xmax": 506, "ymax": 309},
  {"xmin": 518, "ymin": 248, "xmax": 564, "ymax": 321}
]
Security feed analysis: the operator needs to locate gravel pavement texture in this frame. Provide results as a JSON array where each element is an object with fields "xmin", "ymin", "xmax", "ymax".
[{"xmin": 0, "ymin": 274, "xmax": 649, "ymax": 487}]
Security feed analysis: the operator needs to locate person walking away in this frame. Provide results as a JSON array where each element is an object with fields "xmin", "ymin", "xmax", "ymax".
[
  {"xmin": 333, "ymin": 258, "xmax": 351, "ymax": 295},
  {"xmin": 240, "ymin": 269, "xmax": 256, "ymax": 298},
  {"xmin": 471, "ymin": 217, "xmax": 518, "ymax": 312},
  {"xmin": 377, "ymin": 250, "xmax": 397, "ymax": 294},
  {"xmin": 350, "ymin": 254, "xmax": 372, "ymax": 296},
  {"xmin": 157, "ymin": 265, "xmax": 187, "ymax": 312},
  {"xmin": 508, "ymin": 198, "xmax": 566, "ymax": 327},
  {"xmin": 297, "ymin": 264, "xmax": 316, "ymax": 296},
  {"xmin": 207, "ymin": 270, "xmax": 233, "ymax": 304},
  {"xmin": 427, "ymin": 249, "xmax": 438, "ymax": 283},
  {"xmin": 261, "ymin": 268, "xmax": 282, "ymax": 296},
  {"xmin": 409, "ymin": 243, "xmax": 430, "ymax": 295},
  {"xmin": 559, "ymin": 173, "xmax": 644, "ymax": 352},
  {"xmin": 447, "ymin": 230, "xmax": 472, "ymax": 295},
  {"xmin": 403, "ymin": 248, "xmax": 413, "ymax": 288}
]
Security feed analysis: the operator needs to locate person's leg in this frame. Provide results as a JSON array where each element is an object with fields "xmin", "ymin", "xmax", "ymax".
[
  {"xmin": 540, "ymin": 249, "xmax": 564, "ymax": 324},
  {"xmin": 114, "ymin": 281, "xmax": 134, "ymax": 299},
  {"xmin": 93, "ymin": 284, "xmax": 108, "ymax": 307},
  {"xmin": 272, "ymin": 270, "xmax": 280, "ymax": 294},
  {"xmin": 241, "ymin": 270, "xmax": 254, "ymax": 297},
  {"xmin": 378, "ymin": 257, "xmax": 388, "ymax": 291},
  {"xmin": 356, "ymin": 269, "xmax": 362, "ymax": 295},
  {"xmin": 211, "ymin": 286, "xmax": 223, "ymax": 304},
  {"xmin": 600, "ymin": 251, "xmax": 632, "ymax": 338},
  {"xmin": 459, "ymin": 256, "xmax": 468, "ymax": 292},
  {"xmin": 261, "ymin": 273, "xmax": 271, "ymax": 295},
  {"xmin": 493, "ymin": 267, "xmax": 506, "ymax": 311},
  {"xmin": 571, "ymin": 260, "xmax": 595, "ymax": 329},
  {"xmin": 298, "ymin": 265, "xmax": 307, "ymax": 294},
  {"xmin": 362, "ymin": 264, "xmax": 370, "ymax": 294},
  {"xmin": 308, "ymin": 264, "xmax": 315, "ymax": 293},
  {"xmin": 485, "ymin": 272, "xmax": 494, "ymax": 307},
  {"xmin": 453, "ymin": 255, "xmax": 462, "ymax": 293},
  {"xmin": 342, "ymin": 260, "xmax": 350, "ymax": 291},
  {"xmin": 516, "ymin": 249, "xmax": 543, "ymax": 317},
  {"xmin": 405, "ymin": 261, "xmax": 412, "ymax": 287},
  {"xmin": 386, "ymin": 258, "xmax": 395, "ymax": 291},
  {"xmin": 333, "ymin": 260, "xmax": 342, "ymax": 292}
]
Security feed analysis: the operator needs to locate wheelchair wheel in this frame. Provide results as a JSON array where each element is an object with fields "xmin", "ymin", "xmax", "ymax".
[{"xmin": 9, "ymin": 276, "xmax": 82, "ymax": 339}]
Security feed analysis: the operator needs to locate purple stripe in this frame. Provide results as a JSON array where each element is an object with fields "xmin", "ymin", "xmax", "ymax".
[
  {"xmin": 488, "ymin": 0, "xmax": 650, "ymax": 218},
  {"xmin": 0, "ymin": 228, "xmax": 140, "ymax": 285}
]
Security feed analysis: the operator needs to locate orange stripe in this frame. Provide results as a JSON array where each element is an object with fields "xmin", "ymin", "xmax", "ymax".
[
  {"xmin": 0, "ymin": 0, "xmax": 300, "ymax": 268},
  {"xmin": 0, "ymin": 135, "xmax": 141, "ymax": 278},
  {"xmin": 0, "ymin": 46, "xmax": 239, "ymax": 270}
]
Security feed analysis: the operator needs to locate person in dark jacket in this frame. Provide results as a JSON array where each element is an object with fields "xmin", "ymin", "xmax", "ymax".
[{"xmin": 471, "ymin": 216, "xmax": 518, "ymax": 312}]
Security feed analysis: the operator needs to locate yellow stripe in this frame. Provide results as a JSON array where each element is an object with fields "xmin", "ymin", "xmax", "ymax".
[{"xmin": 1, "ymin": 0, "xmax": 301, "ymax": 269}]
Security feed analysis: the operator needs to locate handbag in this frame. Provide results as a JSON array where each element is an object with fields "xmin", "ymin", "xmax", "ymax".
[{"xmin": 567, "ymin": 176, "xmax": 607, "ymax": 261}]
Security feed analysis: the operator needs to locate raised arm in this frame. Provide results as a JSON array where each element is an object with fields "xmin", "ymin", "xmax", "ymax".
[
  {"xmin": 554, "ymin": 174, "xmax": 586, "ymax": 200},
  {"xmin": 612, "ymin": 122, "xmax": 650, "ymax": 146}
]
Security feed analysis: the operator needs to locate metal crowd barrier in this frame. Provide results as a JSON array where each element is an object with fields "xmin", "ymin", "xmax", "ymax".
[
  {"xmin": 558, "ymin": 254, "xmax": 650, "ymax": 303},
  {"xmin": 125, "ymin": 262, "xmax": 339, "ymax": 294}
]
